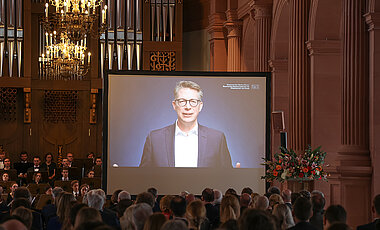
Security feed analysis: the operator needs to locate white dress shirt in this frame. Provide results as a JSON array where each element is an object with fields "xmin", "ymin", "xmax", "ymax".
[{"xmin": 174, "ymin": 121, "xmax": 198, "ymax": 167}]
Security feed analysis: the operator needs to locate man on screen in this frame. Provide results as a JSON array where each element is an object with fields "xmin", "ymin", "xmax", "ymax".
[{"xmin": 139, "ymin": 80, "xmax": 232, "ymax": 167}]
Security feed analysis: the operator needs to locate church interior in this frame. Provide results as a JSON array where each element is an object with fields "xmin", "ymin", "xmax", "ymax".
[{"xmin": 0, "ymin": 0, "xmax": 379, "ymax": 229}]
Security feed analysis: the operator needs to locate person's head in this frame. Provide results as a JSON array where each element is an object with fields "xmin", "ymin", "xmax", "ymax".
[
  {"xmin": 281, "ymin": 189, "xmax": 292, "ymax": 203},
  {"xmin": 14, "ymin": 187, "xmax": 31, "ymax": 201},
  {"xmin": 161, "ymin": 220, "xmax": 188, "ymax": 230},
  {"xmin": 225, "ymin": 188, "xmax": 238, "ymax": 196},
  {"xmin": 213, "ymin": 189, "xmax": 223, "ymax": 205},
  {"xmin": 56, "ymin": 192, "xmax": 75, "ymax": 222},
  {"xmin": 201, "ymin": 188, "xmax": 214, "ymax": 203},
  {"xmin": 117, "ymin": 199, "xmax": 134, "ymax": 218},
  {"xmin": 45, "ymin": 186, "xmax": 53, "ymax": 195},
  {"xmin": 11, "ymin": 183, "xmax": 19, "ymax": 193},
  {"xmin": 4, "ymin": 157, "xmax": 11, "ymax": 167},
  {"xmin": 87, "ymin": 152, "xmax": 95, "ymax": 159},
  {"xmin": 143, "ymin": 213, "xmax": 167, "ymax": 230},
  {"xmin": 62, "ymin": 158, "xmax": 69, "ymax": 167},
  {"xmin": 33, "ymin": 172, "xmax": 42, "ymax": 183},
  {"xmin": 87, "ymin": 189, "xmax": 105, "ymax": 211},
  {"xmin": 136, "ymin": 191, "xmax": 155, "ymax": 208},
  {"xmin": 241, "ymin": 187, "xmax": 253, "ymax": 195},
  {"xmin": 66, "ymin": 152, "xmax": 74, "ymax": 162},
  {"xmin": 220, "ymin": 194, "xmax": 240, "ymax": 223},
  {"xmin": 20, "ymin": 151, "xmax": 28, "ymax": 161},
  {"xmin": 172, "ymin": 81, "xmax": 204, "ymax": 127},
  {"xmin": 186, "ymin": 200, "xmax": 206, "ymax": 229},
  {"xmin": 95, "ymin": 157, "xmax": 102, "ymax": 166},
  {"xmin": 69, "ymin": 203, "xmax": 88, "ymax": 226},
  {"xmin": 324, "ymin": 205, "xmax": 347, "ymax": 229},
  {"xmin": 74, "ymin": 207, "xmax": 102, "ymax": 228},
  {"xmin": 0, "ymin": 151, "xmax": 5, "ymax": 159},
  {"xmin": 255, "ymin": 195, "xmax": 269, "ymax": 211},
  {"xmin": 267, "ymin": 186, "xmax": 281, "ymax": 196},
  {"xmin": 71, "ymin": 180, "xmax": 79, "ymax": 192},
  {"xmin": 2, "ymin": 172, "xmax": 9, "ymax": 181},
  {"xmin": 1, "ymin": 217, "xmax": 28, "ymax": 230},
  {"xmin": 269, "ymin": 194, "xmax": 284, "ymax": 210},
  {"xmin": 111, "ymin": 189, "xmax": 123, "ymax": 204},
  {"xmin": 238, "ymin": 208, "xmax": 276, "ymax": 230},
  {"xmin": 45, "ymin": 153, "xmax": 53, "ymax": 162},
  {"xmin": 373, "ymin": 194, "xmax": 380, "ymax": 217},
  {"xmin": 293, "ymin": 196, "xmax": 313, "ymax": 222},
  {"xmin": 80, "ymin": 184, "xmax": 89, "ymax": 196},
  {"xmin": 12, "ymin": 206, "xmax": 33, "ymax": 229},
  {"xmin": 52, "ymin": 187, "xmax": 64, "ymax": 200},
  {"xmin": 148, "ymin": 187, "xmax": 158, "ymax": 199},
  {"xmin": 311, "ymin": 192, "xmax": 326, "ymax": 213},
  {"xmin": 299, "ymin": 190, "xmax": 311, "ymax": 200},
  {"xmin": 160, "ymin": 195, "xmax": 175, "ymax": 214},
  {"xmin": 121, "ymin": 203, "xmax": 153, "ymax": 230},
  {"xmin": 33, "ymin": 156, "xmax": 41, "ymax": 166},
  {"xmin": 240, "ymin": 193, "xmax": 252, "ymax": 208},
  {"xmin": 87, "ymin": 170, "xmax": 95, "ymax": 178},
  {"xmin": 272, "ymin": 204, "xmax": 295, "ymax": 230},
  {"xmin": 11, "ymin": 198, "xmax": 31, "ymax": 211},
  {"xmin": 186, "ymin": 193, "xmax": 196, "ymax": 204},
  {"xmin": 291, "ymin": 192, "xmax": 301, "ymax": 205},
  {"xmin": 62, "ymin": 168, "xmax": 69, "ymax": 178},
  {"xmin": 170, "ymin": 195, "xmax": 187, "ymax": 218},
  {"xmin": 118, "ymin": 190, "xmax": 131, "ymax": 202}
]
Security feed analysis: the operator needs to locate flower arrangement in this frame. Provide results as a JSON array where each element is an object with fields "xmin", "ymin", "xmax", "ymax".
[{"xmin": 261, "ymin": 146, "xmax": 328, "ymax": 182}]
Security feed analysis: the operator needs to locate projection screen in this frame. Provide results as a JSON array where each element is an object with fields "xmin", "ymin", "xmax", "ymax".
[{"xmin": 103, "ymin": 71, "xmax": 271, "ymax": 195}]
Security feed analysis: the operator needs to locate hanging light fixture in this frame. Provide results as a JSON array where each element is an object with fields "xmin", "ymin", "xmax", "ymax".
[{"xmin": 40, "ymin": 0, "xmax": 107, "ymax": 79}]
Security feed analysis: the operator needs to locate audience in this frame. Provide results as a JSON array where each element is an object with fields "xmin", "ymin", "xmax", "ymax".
[
  {"xmin": 255, "ymin": 195, "xmax": 269, "ymax": 211},
  {"xmin": 74, "ymin": 206, "xmax": 103, "ymax": 229},
  {"xmin": 357, "ymin": 194, "xmax": 380, "ymax": 230},
  {"xmin": 281, "ymin": 189, "xmax": 292, "ymax": 210},
  {"xmin": 288, "ymin": 196, "xmax": 317, "ymax": 230},
  {"xmin": 324, "ymin": 205, "xmax": 347, "ymax": 229},
  {"xmin": 272, "ymin": 203, "xmax": 295, "ymax": 230},
  {"xmin": 201, "ymin": 188, "xmax": 219, "ymax": 229},
  {"xmin": 186, "ymin": 200, "xmax": 209, "ymax": 230},
  {"xmin": 12, "ymin": 206, "xmax": 33, "ymax": 229},
  {"xmin": 220, "ymin": 194, "xmax": 240, "ymax": 224},
  {"xmin": 240, "ymin": 193, "xmax": 251, "ymax": 214},
  {"xmin": 310, "ymin": 191, "xmax": 326, "ymax": 230},
  {"xmin": 143, "ymin": 213, "xmax": 167, "ymax": 230},
  {"xmin": 170, "ymin": 196, "xmax": 188, "ymax": 226},
  {"xmin": 160, "ymin": 195, "xmax": 175, "ymax": 219},
  {"xmin": 238, "ymin": 209, "xmax": 276, "ymax": 230}
]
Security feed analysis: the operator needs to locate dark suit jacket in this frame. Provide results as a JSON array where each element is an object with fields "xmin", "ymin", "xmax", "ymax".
[
  {"xmin": 140, "ymin": 123, "xmax": 232, "ymax": 167},
  {"xmin": 101, "ymin": 208, "xmax": 120, "ymax": 229},
  {"xmin": 287, "ymin": 221, "xmax": 318, "ymax": 230},
  {"xmin": 357, "ymin": 219, "xmax": 380, "ymax": 230}
]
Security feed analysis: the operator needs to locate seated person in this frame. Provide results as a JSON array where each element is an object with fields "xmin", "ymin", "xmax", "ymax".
[
  {"xmin": 71, "ymin": 180, "xmax": 80, "ymax": 198},
  {"xmin": 6, "ymin": 183, "xmax": 18, "ymax": 205},
  {"xmin": 32, "ymin": 172, "xmax": 42, "ymax": 184},
  {"xmin": 41, "ymin": 153, "xmax": 56, "ymax": 181},
  {"xmin": 3, "ymin": 158, "xmax": 11, "ymax": 170},
  {"xmin": 95, "ymin": 157, "xmax": 102, "ymax": 167},
  {"xmin": 87, "ymin": 170, "xmax": 95, "ymax": 178},
  {"xmin": 61, "ymin": 158, "xmax": 70, "ymax": 168},
  {"xmin": 80, "ymin": 184, "xmax": 89, "ymax": 197},
  {"xmin": 66, "ymin": 152, "xmax": 75, "ymax": 167},
  {"xmin": 15, "ymin": 152, "xmax": 33, "ymax": 183},
  {"xmin": 27, "ymin": 156, "xmax": 46, "ymax": 173},
  {"xmin": 60, "ymin": 168, "xmax": 70, "ymax": 181},
  {"xmin": 2, "ymin": 172, "xmax": 10, "ymax": 182}
]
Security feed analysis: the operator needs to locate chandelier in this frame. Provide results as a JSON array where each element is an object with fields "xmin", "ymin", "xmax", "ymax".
[{"xmin": 40, "ymin": 0, "xmax": 107, "ymax": 79}]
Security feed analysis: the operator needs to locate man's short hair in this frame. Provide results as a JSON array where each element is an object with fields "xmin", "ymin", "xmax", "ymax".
[
  {"xmin": 202, "ymin": 188, "xmax": 214, "ymax": 202},
  {"xmin": 33, "ymin": 156, "xmax": 41, "ymax": 160},
  {"xmin": 71, "ymin": 180, "xmax": 79, "ymax": 187},
  {"xmin": 238, "ymin": 209, "xmax": 276, "ymax": 230},
  {"xmin": 241, "ymin": 187, "xmax": 253, "ymax": 195},
  {"xmin": 20, "ymin": 151, "xmax": 28, "ymax": 157},
  {"xmin": 267, "ymin": 186, "xmax": 281, "ymax": 195},
  {"xmin": 324, "ymin": 205, "xmax": 347, "ymax": 224},
  {"xmin": 293, "ymin": 197, "xmax": 313, "ymax": 221},
  {"xmin": 170, "ymin": 196, "xmax": 186, "ymax": 217},
  {"xmin": 118, "ymin": 191, "xmax": 131, "ymax": 201},
  {"xmin": 147, "ymin": 187, "xmax": 158, "ymax": 197},
  {"xmin": 299, "ymin": 190, "xmax": 311, "ymax": 200},
  {"xmin": 14, "ymin": 187, "xmax": 31, "ymax": 200},
  {"xmin": 374, "ymin": 194, "xmax": 380, "ymax": 215},
  {"xmin": 311, "ymin": 193, "xmax": 326, "ymax": 212},
  {"xmin": 136, "ymin": 192, "xmax": 155, "ymax": 208},
  {"xmin": 174, "ymin": 81, "xmax": 203, "ymax": 99}
]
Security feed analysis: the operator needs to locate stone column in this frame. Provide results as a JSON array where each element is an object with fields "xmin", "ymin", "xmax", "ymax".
[
  {"xmin": 251, "ymin": 1, "xmax": 272, "ymax": 72},
  {"xmin": 224, "ymin": 10, "xmax": 242, "ymax": 72},
  {"xmin": 288, "ymin": 0, "xmax": 311, "ymax": 153},
  {"xmin": 337, "ymin": 0, "xmax": 372, "ymax": 226},
  {"xmin": 365, "ymin": 10, "xmax": 380, "ymax": 196}
]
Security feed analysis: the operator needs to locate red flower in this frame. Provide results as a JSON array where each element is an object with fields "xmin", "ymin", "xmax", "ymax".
[
  {"xmin": 299, "ymin": 173, "xmax": 304, "ymax": 178},
  {"xmin": 276, "ymin": 165, "xmax": 282, "ymax": 170},
  {"xmin": 307, "ymin": 166, "xmax": 312, "ymax": 171},
  {"xmin": 273, "ymin": 171, "xmax": 278, "ymax": 176},
  {"xmin": 302, "ymin": 167, "xmax": 309, "ymax": 173},
  {"xmin": 311, "ymin": 170, "xmax": 316, "ymax": 175}
]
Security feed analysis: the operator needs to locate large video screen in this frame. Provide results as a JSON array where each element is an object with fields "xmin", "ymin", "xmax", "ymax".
[{"xmin": 104, "ymin": 71, "xmax": 270, "ymax": 195}]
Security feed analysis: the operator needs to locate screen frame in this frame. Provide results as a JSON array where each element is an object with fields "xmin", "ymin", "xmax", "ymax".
[{"xmin": 102, "ymin": 70, "xmax": 272, "ymax": 194}]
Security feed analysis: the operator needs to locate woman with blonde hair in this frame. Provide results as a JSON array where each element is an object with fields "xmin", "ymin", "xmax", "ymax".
[
  {"xmin": 186, "ymin": 200, "xmax": 209, "ymax": 230},
  {"xmin": 272, "ymin": 204, "xmax": 295, "ymax": 230},
  {"xmin": 220, "ymin": 194, "xmax": 240, "ymax": 224},
  {"xmin": 74, "ymin": 207, "xmax": 102, "ymax": 229},
  {"xmin": 269, "ymin": 194, "xmax": 284, "ymax": 211}
]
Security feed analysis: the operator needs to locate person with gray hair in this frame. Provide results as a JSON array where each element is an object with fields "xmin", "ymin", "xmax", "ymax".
[
  {"xmin": 120, "ymin": 203, "xmax": 153, "ymax": 230},
  {"xmin": 255, "ymin": 195, "xmax": 270, "ymax": 211},
  {"xmin": 118, "ymin": 190, "xmax": 131, "ymax": 202},
  {"xmin": 139, "ymin": 80, "xmax": 232, "ymax": 168},
  {"xmin": 87, "ymin": 189, "xmax": 120, "ymax": 229},
  {"xmin": 213, "ymin": 189, "xmax": 223, "ymax": 205}
]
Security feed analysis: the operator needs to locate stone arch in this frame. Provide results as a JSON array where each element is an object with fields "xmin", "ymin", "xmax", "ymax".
[
  {"xmin": 309, "ymin": 0, "xmax": 342, "ymax": 41},
  {"xmin": 270, "ymin": 0, "xmax": 289, "ymax": 59}
]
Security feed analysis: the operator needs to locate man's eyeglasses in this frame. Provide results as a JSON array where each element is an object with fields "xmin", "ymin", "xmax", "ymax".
[{"xmin": 175, "ymin": 99, "xmax": 201, "ymax": 107}]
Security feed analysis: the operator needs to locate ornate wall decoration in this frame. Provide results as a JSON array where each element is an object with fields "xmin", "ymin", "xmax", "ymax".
[
  {"xmin": 0, "ymin": 88, "xmax": 17, "ymax": 121},
  {"xmin": 89, "ymin": 89, "xmax": 98, "ymax": 124},
  {"xmin": 44, "ymin": 90, "xmax": 78, "ymax": 123},
  {"xmin": 150, "ymin": 51, "xmax": 176, "ymax": 71},
  {"xmin": 24, "ymin": 88, "xmax": 32, "ymax": 123}
]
